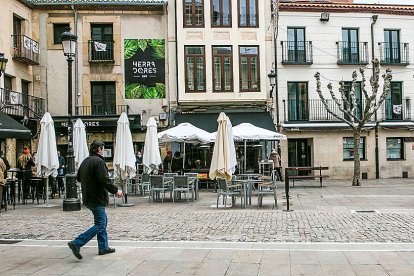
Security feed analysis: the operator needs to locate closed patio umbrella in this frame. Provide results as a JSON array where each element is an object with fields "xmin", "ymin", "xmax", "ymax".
[
  {"xmin": 209, "ymin": 112, "xmax": 237, "ymax": 181},
  {"xmin": 143, "ymin": 116, "xmax": 162, "ymax": 174},
  {"xmin": 36, "ymin": 112, "xmax": 59, "ymax": 207},
  {"xmin": 113, "ymin": 112, "xmax": 136, "ymax": 206},
  {"xmin": 73, "ymin": 118, "xmax": 89, "ymax": 170}
]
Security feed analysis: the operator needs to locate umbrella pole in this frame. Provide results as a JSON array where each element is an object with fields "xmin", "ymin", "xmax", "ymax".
[
  {"xmin": 46, "ymin": 177, "xmax": 49, "ymax": 206},
  {"xmin": 118, "ymin": 177, "xmax": 134, "ymax": 207},
  {"xmin": 183, "ymin": 142, "xmax": 186, "ymax": 172},
  {"xmin": 244, "ymin": 140, "xmax": 247, "ymax": 173}
]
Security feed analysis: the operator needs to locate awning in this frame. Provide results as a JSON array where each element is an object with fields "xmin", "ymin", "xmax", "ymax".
[
  {"xmin": 0, "ymin": 111, "xmax": 32, "ymax": 139},
  {"xmin": 380, "ymin": 121, "xmax": 414, "ymax": 130},
  {"xmin": 175, "ymin": 111, "xmax": 276, "ymax": 132}
]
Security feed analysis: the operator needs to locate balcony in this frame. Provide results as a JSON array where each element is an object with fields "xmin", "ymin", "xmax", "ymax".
[
  {"xmin": 11, "ymin": 34, "xmax": 39, "ymax": 65},
  {"xmin": 281, "ymin": 41, "xmax": 313, "ymax": 65},
  {"xmin": 0, "ymin": 88, "xmax": 45, "ymax": 119},
  {"xmin": 76, "ymin": 105, "xmax": 129, "ymax": 116},
  {"xmin": 336, "ymin": 41, "xmax": 369, "ymax": 65},
  {"xmin": 381, "ymin": 98, "xmax": 411, "ymax": 121},
  {"xmin": 283, "ymin": 99, "xmax": 372, "ymax": 122},
  {"xmin": 378, "ymin": 42, "xmax": 409, "ymax": 65},
  {"xmin": 88, "ymin": 40, "xmax": 115, "ymax": 63}
]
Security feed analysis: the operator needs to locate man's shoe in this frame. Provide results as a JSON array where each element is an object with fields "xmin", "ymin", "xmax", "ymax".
[
  {"xmin": 99, "ymin": 247, "xmax": 116, "ymax": 255},
  {"xmin": 68, "ymin": 242, "xmax": 82, "ymax": 260}
]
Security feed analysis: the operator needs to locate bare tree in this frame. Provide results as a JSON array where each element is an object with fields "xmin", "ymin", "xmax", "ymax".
[{"xmin": 314, "ymin": 59, "xmax": 392, "ymax": 186}]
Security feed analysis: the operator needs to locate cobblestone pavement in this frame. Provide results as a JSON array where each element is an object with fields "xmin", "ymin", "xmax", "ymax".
[{"xmin": 1, "ymin": 179, "xmax": 414, "ymax": 243}]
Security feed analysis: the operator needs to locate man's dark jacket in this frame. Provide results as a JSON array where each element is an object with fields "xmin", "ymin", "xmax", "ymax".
[{"xmin": 77, "ymin": 152, "xmax": 118, "ymax": 208}]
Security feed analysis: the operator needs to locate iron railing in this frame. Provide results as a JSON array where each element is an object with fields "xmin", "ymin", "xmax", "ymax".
[
  {"xmin": 76, "ymin": 104, "xmax": 129, "ymax": 116},
  {"xmin": 381, "ymin": 98, "xmax": 411, "ymax": 121},
  {"xmin": 283, "ymin": 99, "xmax": 374, "ymax": 122},
  {"xmin": 378, "ymin": 42, "xmax": 409, "ymax": 65},
  {"xmin": 336, "ymin": 41, "xmax": 369, "ymax": 65},
  {"xmin": 11, "ymin": 34, "xmax": 40, "ymax": 65},
  {"xmin": 281, "ymin": 41, "xmax": 313, "ymax": 65},
  {"xmin": 0, "ymin": 88, "xmax": 45, "ymax": 119},
  {"xmin": 88, "ymin": 40, "xmax": 115, "ymax": 62}
]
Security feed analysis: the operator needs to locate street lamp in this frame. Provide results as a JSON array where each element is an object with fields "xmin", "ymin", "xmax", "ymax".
[
  {"xmin": 0, "ymin": 53, "xmax": 8, "ymax": 77},
  {"xmin": 61, "ymin": 27, "xmax": 81, "ymax": 211},
  {"xmin": 267, "ymin": 69, "xmax": 276, "ymax": 98}
]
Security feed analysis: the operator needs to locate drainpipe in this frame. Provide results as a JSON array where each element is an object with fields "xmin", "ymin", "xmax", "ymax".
[
  {"xmin": 72, "ymin": 5, "xmax": 79, "ymax": 115},
  {"xmin": 271, "ymin": 0, "xmax": 280, "ymax": 132},
  {"xmin": 174, "ymin": 0, "xmax": 179, "ymax": 105},
  {"xmin": 371, "ymin": 14, "xmax": 379, "ymax": 179}
]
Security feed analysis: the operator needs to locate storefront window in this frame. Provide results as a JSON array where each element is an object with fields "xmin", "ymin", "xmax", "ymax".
[
  {"xmin": 386, "ymin": 138, "xmax": 404, "ymax": 160},
  {"xmin": 343, "ymin": 137, "xmax": 365, "ymax": 160}
]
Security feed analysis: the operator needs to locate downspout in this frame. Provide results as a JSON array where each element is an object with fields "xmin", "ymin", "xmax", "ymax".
[
  {"xmin": 72, "ymin": 5, "xmax": 79, "ymax": 115},
  {"xmin": 371, "ymin": 14, "xmax": 379, "ymax": 179},
  {"xmin": 174, "ymin": 0, "xmax": 179, "ymax": 113},
  {"xmin": 272, "ymin": 0, "xmax": 280, "ymax": 132}
]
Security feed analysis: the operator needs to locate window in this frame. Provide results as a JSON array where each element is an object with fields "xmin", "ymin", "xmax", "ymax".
[
  {"xmin": 342, "ymin": 28, "xmax": 359, "ymax": 63},
  {"xmin": 90, "ymin": 24, "xmax": 114, "ymax": 61},
  {"xmin": 384, "ymin": 30, "xmax": 400, "ymax": 63},
  {"xmin": 239, "ymin": 46, "xmax": 259, "ymax": 91},
  {"xmin": 287, "ymin": 27, "xmax": 306, "ymax": 63},
  {"xmin": 385, "ymin": 82, "xmax": 402, "ymax": 120},
  {"xmin": 238, "ymin": 0, "xmax": 258, "ymax": 27},
  {"xmin": 91, "ymin": 82, "xmax": 116, "ymax": 115},
  {"xmin": 212, "ymin": 46, "xmax": 232, "ymax": 92},
  {"xmin": 343, "ymin": 137, "xmax": 365, "ymax": 160},
  {"xmin": 211, "ymin": 0, "xmax": 231, "ymax": 27},
  {"xmin": 13, "ymin": 15, "xmax": 22, "ymax": 49},
  {"xmin": 288, "ymin": 82, "xmax": 308, "ymax": 121},
  {"xmin": 343, "ymin": 81, "xmax": 362, "ymax": 120},
  {"xmin": 185, "ymin": 46, "xmax": 205, "ymax": 92},
  {"xmin": 53, "ymin": 23, "xmax": 70, "ymax": 45},
  {"xmin": 184, "ymin": 0, "xmax": 204, "ymax": 27},
  {"xmin": 21, "ymin": 80, "xmax": 30, "ymax": 117},
  {"xmin": 387, "ymin": 138, "xmax": 404, "ymax": 160}
]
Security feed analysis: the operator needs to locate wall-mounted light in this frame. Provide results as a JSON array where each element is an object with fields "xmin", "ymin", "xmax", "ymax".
[
  {"xmin": 0, "ymin": 53, "xmax": 8, "ymax": 77},
  {"xmin": 320, "ymin": 12, "xmax": 330, "ymax": 22}
]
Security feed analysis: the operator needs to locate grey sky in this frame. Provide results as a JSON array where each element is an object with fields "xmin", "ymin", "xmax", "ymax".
[{"xmin": 353, "ymin": 0, "xmax": 414, "ymax": 4}]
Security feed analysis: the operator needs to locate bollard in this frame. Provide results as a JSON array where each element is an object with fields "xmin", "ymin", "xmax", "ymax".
[{"xmin": 283, "ymin": 168, "xmax": 292, "ymax": 212}]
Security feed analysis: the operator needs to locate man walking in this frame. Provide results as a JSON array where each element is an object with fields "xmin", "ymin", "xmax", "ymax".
[{"xmin": 68, "ymin": 140, "xmax": 123, "ymax": 259}]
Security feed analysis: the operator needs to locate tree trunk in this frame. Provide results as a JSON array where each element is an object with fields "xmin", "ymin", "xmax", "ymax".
[{"xmin": 352, "ymin": 130, "xmax": 361, "ymax": 186}]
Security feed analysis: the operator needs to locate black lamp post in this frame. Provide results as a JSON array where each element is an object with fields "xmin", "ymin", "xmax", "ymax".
[
  {"xmin": 0, "ymin": 53, "xmax": 8, "ymax": 77},
  {"xmin": 61, "ymin": 27, "xmax": 81, "ymax": 211},
  {"xmin": 267, "ymin": 69, "xmax": 276, "ymax": 98}
]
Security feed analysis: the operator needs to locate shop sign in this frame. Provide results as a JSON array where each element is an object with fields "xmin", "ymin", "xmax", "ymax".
[{"xmin": 124, "ymin": 39, "xmax": 165, "ymax": 99}]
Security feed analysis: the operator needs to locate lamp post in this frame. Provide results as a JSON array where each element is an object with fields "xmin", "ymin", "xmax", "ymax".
[
  {"xmin": 0, "ymin": 53, "xmax": 8, "ymax": 77},
  {"xmin": 267, "ymin": 70, "xmax": 277, "ymax": 123},
  {"xmin": 61, "ymin": 27, "xmax": 81, "ymax": 211}
]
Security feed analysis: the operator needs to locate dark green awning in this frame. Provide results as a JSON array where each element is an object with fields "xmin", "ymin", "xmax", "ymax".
[
  {"xmin": 175, "ymin": 111, "xmax": 276, "ymax": 132},
  {"xmin": 0, "ymin": 112, "xmax": 32, "ymax": 139}
]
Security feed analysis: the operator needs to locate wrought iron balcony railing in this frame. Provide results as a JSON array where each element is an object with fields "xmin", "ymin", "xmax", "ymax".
[
  {"xmin": 281, "ymin": 41, "xmax": 313, "ymax": 65},
  {"xmin": 76, "ymin": 104, "xmax": 129, "ymax": 116},
  {"xmin": 381, "ymin": 98, "xmax": 411, "ymax": 121},
  {"xmin": 336, "ymin": 41, "xmax": 369, "ymax": 65},
  {"xmin": 378, "ymin": 42, "xmax": 409, "ymax": 65},
  {"xmin": 88, "ymin": 40, "xmax": 115, "ymax": 63},
  {"xmin": 283, "ymin": 99, "xmax": 374, "ymax": 122},
  {"xmin": 11, "ymin": 34, "xmax": 40, "ymax": 65},
  {"xmin": 0, "ymin": 88, "xmax": 45, "ymax": 119}
]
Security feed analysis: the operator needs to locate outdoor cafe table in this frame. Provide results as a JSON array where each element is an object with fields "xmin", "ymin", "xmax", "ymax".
[
  {"xmin": 232, "ymin": 179, "xmax": 263, "ymax": 207},
  {"xmin": 7, "ymin": 168, "xmax": 20, "ymax": 204}
]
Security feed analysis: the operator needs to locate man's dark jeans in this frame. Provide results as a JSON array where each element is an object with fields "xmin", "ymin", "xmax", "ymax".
[{"xmin": 71, "ymin": 206, "xmax": 108, "ymax": 254}]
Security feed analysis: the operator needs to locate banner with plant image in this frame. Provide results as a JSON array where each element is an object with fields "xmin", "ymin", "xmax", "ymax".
[{"xmin": 124, "ymin": 39, "xmax": 165, "ymax": 99}]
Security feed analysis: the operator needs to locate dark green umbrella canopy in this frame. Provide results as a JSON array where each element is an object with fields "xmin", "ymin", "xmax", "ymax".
[{"xmin": 0, "ymin": 111, "xmax": 31, "ymax": 139}]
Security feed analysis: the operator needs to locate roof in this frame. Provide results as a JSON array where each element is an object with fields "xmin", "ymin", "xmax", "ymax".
[
  {"xmin": 279, "ymin": 1, "xmax": 414, "ymax": 16},
  {"xmin": 24, "ymin": 0, "xmax": 166, "ymax": 5}
]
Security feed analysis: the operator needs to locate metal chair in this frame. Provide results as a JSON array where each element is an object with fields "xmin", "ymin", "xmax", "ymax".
[
  {"xmin": 257, "ymin": 174, "xmax": 278, "ymax": 209},
  {"xmin": 172, "ymin": 175, "xmax": 193, "ymax": 202},
  {"xmin": 216, "ymin": 178, "xmax": 244, "ymax": 209},
  {"xmin": 184, "ymin": 173, "xmax": 198, "ymax": 199},
  {"xmin": 138, "ymin": 173, "xmax": 151, "ymax": 196},
  {"xmin": 149, "ymin": 175, "xmax": 171, "ymax": 203}
]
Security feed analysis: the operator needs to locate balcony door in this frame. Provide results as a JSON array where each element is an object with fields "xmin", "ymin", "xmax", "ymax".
[
  {"xmin": 91, "ymin": 82, "xmax": 116, "ymax": 115},
  {"xmin": 343, "ymin": 81, "xmax": 362, "ymax": 121},
  {"xmin": 287, "ymin": 27, "xmax": 305, "ymax": 63},
  {"xmin": 288, "ymin": 82, "xmax": 308, "ymax": 121},
  {"xmin": 342, "ymin": 28, "xmax": 359, "ymax": 63},
  {"xmin": 21, "ymin": 80, "xmax": 30, "ymax": 117},
  {"xmin": 91, "ymin": 24, "xmax": 114, "ymax": 61},
  {"xmin": 385, "ymin": 82, "xmax": 402, "ymax": 120},
  {"xmin": 384, "ymin": 30, "xmax": 400, "ymax": 64}
]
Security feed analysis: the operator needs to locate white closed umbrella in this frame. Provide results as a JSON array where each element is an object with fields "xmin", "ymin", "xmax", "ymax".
[
  {"xmin": 73, "ymin": 118, "xmax": 89, "ymax": 170},
  {"xmin": 143, "ymin": 116, "xmax": 162, "ymax": 174},
  {"xmin": 113, "ymin": 112, "xmax": 136, "ymax": 206},
  {"xmin": 209, "ymin": 112, "xmax": 237, "ymax": 181},
  {"xmin": 36, "ymin": 112, "xmax": 59, "ymax": 207}
]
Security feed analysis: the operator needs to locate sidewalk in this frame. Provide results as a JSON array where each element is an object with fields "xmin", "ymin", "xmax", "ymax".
[{"xmin": 1, "ymin": 178, "xmax": 414, "ymax": 275}]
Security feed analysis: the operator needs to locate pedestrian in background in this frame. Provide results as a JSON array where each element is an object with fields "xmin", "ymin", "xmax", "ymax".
[
  {"xmin": 17, "ymin": 147, "xmax": 35, "ymax": 201},
  {"xmin": 171, "ymin": 151, "xmax": 183, "ymax": 174},
  {"xmin": 0, "ymin": 156, "xmax": 7, "ymax": 211},
  {"xmin": 163, "ymin": 150, "xmax": 172, "ymax": 173},
  {"xmin": 68, "ymin": 140, "xmax": 122, "ymax": 260},
  {"xmin": 269, "ymin": 150, "xmax": 282, "ymax": 181}
]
